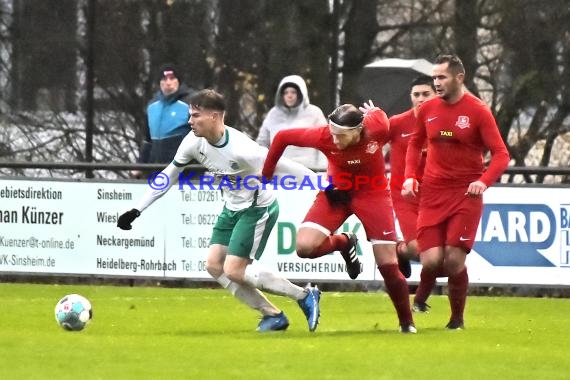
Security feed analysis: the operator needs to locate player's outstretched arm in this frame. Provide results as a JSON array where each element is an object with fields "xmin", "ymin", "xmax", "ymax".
[
  {"xmin": 134, "ymin": 163, "xmax": 180, "ymax": 211},
  {"xmin": 262, "ymin": 127, "xmax": 322, "ymax": 179},
  {"xmin": 117, "ymin": 163, "xmax": 180, "ymax": 230},
  {"xmin": 274, "ymin": 156, "xmax": 321, "ymax": 184}
]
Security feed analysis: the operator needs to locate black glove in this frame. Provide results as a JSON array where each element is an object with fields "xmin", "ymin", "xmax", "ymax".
[
  {"xmin": 117, "ymin": 209, "xmax": 141, "ymax": 230},
  {"xmin": 324, "ymin": 185, "xmax": 351, "ymax": 205}
]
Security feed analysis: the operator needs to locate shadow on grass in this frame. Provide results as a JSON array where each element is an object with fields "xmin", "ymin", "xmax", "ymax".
[{"xmin": 154, "ymin": 325, "xmax": 455, "ymax": 338}]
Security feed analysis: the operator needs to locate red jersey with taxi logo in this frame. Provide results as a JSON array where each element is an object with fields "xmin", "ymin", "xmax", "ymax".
[
  {"xmin": 262, "ymin": 108, "xmax": 390, "ymax": 191},
  {"xmin": 404, "ymin": 92, "xmax": 509, "ymax": 187},
  {"xmin": 388, "ymin": 108, "xmax": 426, "ymax": 191}
]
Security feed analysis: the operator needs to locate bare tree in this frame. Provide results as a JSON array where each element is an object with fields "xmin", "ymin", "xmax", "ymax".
[
  {"xmin": 492, "ymin": 0, "xmax": 570, "ymax": 181},
  {"xmin": 339, "ymin": 0, "xmax": 449, "ymax": 103}
]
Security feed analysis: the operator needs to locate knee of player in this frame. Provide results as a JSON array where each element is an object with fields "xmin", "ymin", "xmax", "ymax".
[
  {"xmin": 442, "ymin": 259, "xmax": 464, "ymax": 276},
  {"xmin": 223, "ymin": 267, "xmax": 246, "ymax": 283},
  {"xmin": 205, "ymin": 260, "xmax": 223, "ymax": 278},
  {"xmin": 406, "ymin": 240, "xmax": 420, "ymax": 258},
  {"xmin": 296, "ymin": 249, "xmax": 314, "ymax": 259},
  {"xmin": 295, "ymin": 240, "xmax": 317, "ymax": 258},
  {"xmin": 295, "ymin": 232, "xmax": 320, "ymax": 257},
  {"xmin": 421, "ymin": 257, "xmax": 441, "ymax": 273}
]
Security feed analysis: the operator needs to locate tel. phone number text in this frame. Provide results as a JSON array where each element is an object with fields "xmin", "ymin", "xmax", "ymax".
[{"xmin": 181, "ymin": 213, "xmax": 218, "ymax": 225}]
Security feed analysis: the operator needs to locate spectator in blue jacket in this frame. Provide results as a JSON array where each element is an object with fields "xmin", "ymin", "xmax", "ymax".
[{"xmin": 133, "ymin": 64, "xmax": 195, "ymax": 177}]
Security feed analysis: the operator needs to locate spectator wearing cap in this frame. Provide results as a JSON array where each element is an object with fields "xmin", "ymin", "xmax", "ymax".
[
  {"xmin": 256, "ymin": 75, "xmax": 327, "ymax": 171},
  {"xmin": 134, "ymin": 64, "xmax": 196, "ymax": 174}
]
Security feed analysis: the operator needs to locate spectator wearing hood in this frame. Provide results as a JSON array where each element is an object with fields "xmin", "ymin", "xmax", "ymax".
[{"xmin": 256, "ymin": 75, "xmax": 327, "ymax": 170}]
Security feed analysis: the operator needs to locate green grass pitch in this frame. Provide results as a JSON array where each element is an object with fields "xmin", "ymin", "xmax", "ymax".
[{"xmin": 0, "ymin": 282, "xmax": 569, "ymax": 379}]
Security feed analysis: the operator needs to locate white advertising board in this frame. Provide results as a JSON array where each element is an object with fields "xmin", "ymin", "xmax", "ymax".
[{"xmin": 0, "ymin": 178, "xmax": 568, "ymax": 286}]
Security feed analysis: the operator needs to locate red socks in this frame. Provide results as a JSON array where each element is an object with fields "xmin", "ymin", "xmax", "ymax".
[
  {"xmin": 447, "ymin": 267, "xmax": 468, "ymax": 323},
  {"xmin": 308, "ymin": 234, "xmax": 349, "ymax": 258},
  {"xmin": 379, "ymin": 264, "xmax": 413, "ymax": 326},
  {"xmin": 414, "ymin": 262, "xmax": 446, "ymax": 304},
  {"xmin": 414, "ymin": 269, "xmax": 437, "ymax": 304}
]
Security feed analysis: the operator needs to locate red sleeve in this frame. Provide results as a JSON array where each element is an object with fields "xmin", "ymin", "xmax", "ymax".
[
  {"xmin": 404, "ymin": 109, "xmax": 427, "ymax": 179},
  {"xmin": 363, "ymin": 108, "xmax": 389, "ymax": 136},
  {"xmin": 478, "ymin": 108, "xmax": 510, "ymax": 186},
  {"xmin": 261, "ymin": 127, "xmax": 326, "ymax": 178}
]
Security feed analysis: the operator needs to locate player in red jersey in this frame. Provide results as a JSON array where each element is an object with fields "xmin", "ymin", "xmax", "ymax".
[
  {"xmin": 387, "ymin": 75, "xmax": 437, "ymax": 311},
  {"xmin": 403, "ymin": 54, "xmax": 510, "ymax": 329},
  {"xmin": 263, "ymin": 101, "xmax": 416, "ymax": 333}
]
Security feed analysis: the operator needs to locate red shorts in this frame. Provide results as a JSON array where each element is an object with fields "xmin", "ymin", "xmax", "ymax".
[
  {"xmin": 303, "ymin": 188, "xmax": 397, "ymax": 241},
  {"xmin": 416, "ymin": 183, "xmax": 482, "ymax": 252},
  {"xmin": 391, "ymin": 190, "xmax": 419, "ymax": 243}
]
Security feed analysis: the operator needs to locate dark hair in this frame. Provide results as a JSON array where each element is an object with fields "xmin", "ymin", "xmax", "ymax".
[
  {"xmin": 328, "ymin": 104, "xmax": 363, "ymax": 127},
  {"xmin": 410, "ymin": 75, "xmax": 435, "ymax": 91},
  {"xmin": 280, "ymin": 83, "xmax": 300, "ymax": 95},
  {"xmin": 434, "ymin": 54, "xmax": 465, "ymax": 75},
  {"xmin": 190, "ymin": 89, "xmax": 226, "ymax": 112}
]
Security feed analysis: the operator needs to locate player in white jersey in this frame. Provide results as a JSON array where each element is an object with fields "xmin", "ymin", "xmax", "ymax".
[{"xmin": 117, "ymin": 89, "xmax": 321, "ymax": 332}]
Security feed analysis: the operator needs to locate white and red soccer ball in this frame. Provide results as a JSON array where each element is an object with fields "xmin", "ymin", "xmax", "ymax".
[{"xmin": 54, "ymin": 294, "xmax": 93, "ymax": 331}]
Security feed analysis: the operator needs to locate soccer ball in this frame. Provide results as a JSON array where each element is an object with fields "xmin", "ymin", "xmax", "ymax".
[{"xmin": 54, "ymin": 294, "xmax": 93, "ymax": 331}]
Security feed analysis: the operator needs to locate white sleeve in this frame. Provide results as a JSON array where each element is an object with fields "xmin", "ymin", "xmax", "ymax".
[
  {"xmin": 134, "ymin": 163, "xmax": 182, "ymax": 212},
  {"xmin": 173, "ymin": 134, "xmax": 198, "ymax": 165}
]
